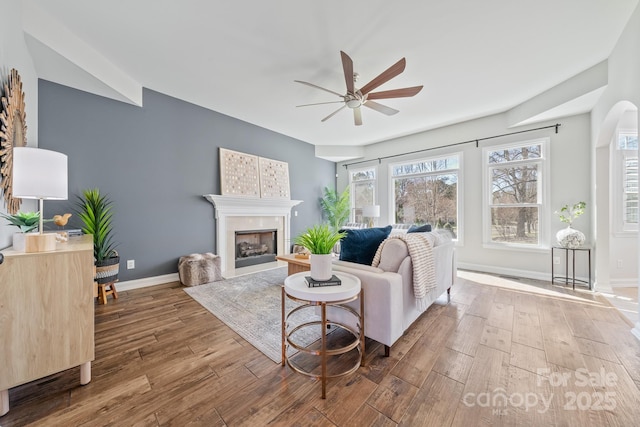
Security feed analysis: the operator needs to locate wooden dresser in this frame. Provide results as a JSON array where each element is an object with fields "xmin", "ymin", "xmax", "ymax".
[{"xmin": 0, "ymin": 234, "xmax": 94, "ymax": 416}]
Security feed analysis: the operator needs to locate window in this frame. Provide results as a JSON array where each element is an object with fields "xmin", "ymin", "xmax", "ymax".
[
  {"xmin": 484, "ymin": 139, "xmax": 548, "ymax": 247},
  {"xmin": 616, "ymin": 131, "xmax": 638, "ymax": 232},
  {"xmin": 349, "ymin": 167, "xmax": 376, "ymax": 223},
  {"xmin": 391, "ymin": 154, "xmax": 460, "ymax": 238}
]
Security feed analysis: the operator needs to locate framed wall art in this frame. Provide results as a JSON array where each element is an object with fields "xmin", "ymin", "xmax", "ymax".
[
  {"xmin": 219, "ymin": 148, "xmax": 260, "ymax": 197},
  {"xmin": 259, "ymin": 157, "xmax": 290, "ymax": 199}
]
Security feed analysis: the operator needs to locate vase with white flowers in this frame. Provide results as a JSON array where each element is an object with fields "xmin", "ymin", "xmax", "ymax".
[{"xmin": 555, "ymin": 201, "xmax": 586, "ymax": 248}]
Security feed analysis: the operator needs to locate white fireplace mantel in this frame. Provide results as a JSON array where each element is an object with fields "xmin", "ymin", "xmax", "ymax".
[
  {"xmin": 204, "ymin": 195, "xmax": 302, "ymax": 216},
  {"xmin": 203, "ymin": 194, "xmax": 303, "ymax": 274}
]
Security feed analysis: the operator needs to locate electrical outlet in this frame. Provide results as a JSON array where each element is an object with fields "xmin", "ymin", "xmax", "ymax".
[
  {"xmin": 553, "ymin": 256, "xmax": 561, "ymax": 265},
  {"xmin": 127, "ymin": 259, "xmax": 135, "ymax": 269},
  {"xmin": 617, "ymin": 259, "xmax": 623, "ymax": 269},
  {"xmin": 294, "ymin": 210, "xmax": 298, "ymax": 216}
]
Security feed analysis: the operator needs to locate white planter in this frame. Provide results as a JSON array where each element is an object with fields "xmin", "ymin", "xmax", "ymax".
[
  {"xmin": 556, "ymin": 226, "xmax": 586, "ymax": 249},
  {"xmin": 12, "ymin": 232, "xmax": 26, "ymax": 252},
  {"xmin": 310, "ymin": 253, "xmax": 333, "ymax": 281}
]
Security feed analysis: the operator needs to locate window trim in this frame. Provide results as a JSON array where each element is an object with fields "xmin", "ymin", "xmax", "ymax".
[
  {"xmin": 612, "ymin": 128, "xmax": 638, "ymax": 236},
  {"xmin": 482, "ymin": 138, "xmax": 550, "ymax": 250},
  {"xmin": 388, "ymin": 152, "xmax": 463, "ymax": 244}
]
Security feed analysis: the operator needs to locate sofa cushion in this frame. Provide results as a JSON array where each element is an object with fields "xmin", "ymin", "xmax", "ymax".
[
  {"xmin": 408, "ymin": 224, "xmax": 432, "ymax": 233},
  {"xmin": 339, "ymin": 225, "xmax": 392, "ymax": 265},
  {"xmin": 376, "ymin": 238, "xmax": 410, "ymax": 272}
]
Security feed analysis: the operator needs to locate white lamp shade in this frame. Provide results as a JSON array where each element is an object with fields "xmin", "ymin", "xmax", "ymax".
[
  {"xmin": 13, "ymin": 147, "xmax": 68, "ymax": 200},
  {"xmin": 362, "ymin": 205, "xmax": 380, "ymax": 218}
]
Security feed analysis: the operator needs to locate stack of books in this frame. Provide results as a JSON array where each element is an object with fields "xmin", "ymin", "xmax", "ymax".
[{"xmin": 305, "ymin": 275, "xmax": 342, "ymax": 288}]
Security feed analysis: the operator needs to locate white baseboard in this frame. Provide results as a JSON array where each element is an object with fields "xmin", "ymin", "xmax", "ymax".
[
  {"xmin": 457, "ymin": 262, "xmax": 550, "ymax": 282},
  {"xmin": 632, "ymin": 323, "xmax": 640, "ymax": 342},
  {"xmin": 116, "ymin": 273, "xmax": 180, "ymax": 292},
  {"xmin": 610, "ymin": 279, "xmax": 639, "ymax": 288}
]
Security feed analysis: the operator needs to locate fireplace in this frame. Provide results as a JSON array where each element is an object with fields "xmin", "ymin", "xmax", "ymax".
[
  {"xmin": 204, "ymin": 194, "xmax": 302, "ymax": 275},
  {"xmin": 235, "ymin": 229, "xmax": 277, "ymax": 268}
]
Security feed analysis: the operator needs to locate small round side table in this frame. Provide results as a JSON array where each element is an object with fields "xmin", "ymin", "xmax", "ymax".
[{"xmin": 281, "ymin": 271, "xmax": 364, "ymax": 399}]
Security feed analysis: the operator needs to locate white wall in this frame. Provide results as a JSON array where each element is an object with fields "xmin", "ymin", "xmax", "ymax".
[
  {"xmin": 0, "ymin": 0, "xmax": 39, "ymax": 249},
  {"xmin": 338, "ymin": 113, "xmax": 591, "ymax": 281},
  {"xmin": 592, "ymin": 2, "xmax": 640, "ymax": 291}
]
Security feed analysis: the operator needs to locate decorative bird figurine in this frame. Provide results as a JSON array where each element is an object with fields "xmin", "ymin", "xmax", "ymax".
[{"xmin": 53, "ymin": 213, "xmax": 72, "ymax": 227}]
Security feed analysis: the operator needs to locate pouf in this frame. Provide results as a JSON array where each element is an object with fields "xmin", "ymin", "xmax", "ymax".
[{"xmin": 178, "ymin": 253, "xmax": 222, "ymax": 286}]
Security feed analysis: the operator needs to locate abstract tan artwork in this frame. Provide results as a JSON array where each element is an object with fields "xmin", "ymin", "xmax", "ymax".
[
  {"xmin": 219, "ymin": 148, "xmax": 290, "ymax": 199},
  {"xmin": 219, "ymin": 148, "xmax": 260, "ymax": 197},
  {"xmin": 259, "ymin": 157, "xmax": 290, "ymax": 199}
]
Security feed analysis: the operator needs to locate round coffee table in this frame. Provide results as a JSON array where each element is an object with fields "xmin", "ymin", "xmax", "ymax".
[{"xmin": 281, "ymin": 271, "xmax": 364, "ymax": 399}]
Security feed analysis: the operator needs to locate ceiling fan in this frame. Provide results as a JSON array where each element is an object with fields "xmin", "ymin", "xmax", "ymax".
[{"xmin": 295, "ymin": 51, "xmax": 423, "ymax": 126}]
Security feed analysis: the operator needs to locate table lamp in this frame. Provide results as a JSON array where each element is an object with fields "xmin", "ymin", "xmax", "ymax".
[
  {"xmin": 362, "ymin": 205, "xmax": 380, "ymax": 228},
  {"xmin": 12, "ymin": 147, "xmax": 68, "ymax": 252}
]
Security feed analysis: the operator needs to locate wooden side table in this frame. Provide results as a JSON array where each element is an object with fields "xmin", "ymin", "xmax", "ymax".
[
  {"xmin": 551, "ymin": 246, "xmax": 592, "ymax": 290},
  {"xmin": 281, "ymin": 271, "xmax": 364, "ymax": 399},
  {"xmin": 275, "ymin": 253, "xmax": 311, "ymax": 275}
]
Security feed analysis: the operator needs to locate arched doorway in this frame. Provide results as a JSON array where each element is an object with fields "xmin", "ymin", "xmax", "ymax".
[{"xmin": 594, "ymin": 101, "xmax": 638, "ymax": 330}]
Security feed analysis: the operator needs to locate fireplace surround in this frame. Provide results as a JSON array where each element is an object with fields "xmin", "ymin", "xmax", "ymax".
[{"xmin": 204, "ymin": 194, "xmax": 302, "ymax": 275}]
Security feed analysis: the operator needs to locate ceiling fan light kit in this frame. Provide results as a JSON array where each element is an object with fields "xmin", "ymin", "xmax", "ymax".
[{"xmin": 295, "ymin": 51, "xmax": 423, "ymax": 126}]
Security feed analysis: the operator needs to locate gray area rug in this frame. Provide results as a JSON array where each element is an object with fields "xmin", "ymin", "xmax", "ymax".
[{"xmin": 183, "ymin": 267, "xmax": 321, "ymax": 363}]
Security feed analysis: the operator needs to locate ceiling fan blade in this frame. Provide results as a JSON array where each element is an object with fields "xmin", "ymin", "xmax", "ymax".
[
  {"xmin": 340, "ymin": 51, "xmax": 355, "ymax": 94},
  {"xmin": 321, "ymin": 105, "xmax": 347, "ymax": 122},
  {"xmin": 296, "ymin": 100, "xmax": 345, "ymax": 107},
  {"xmin": 294, "ymin": 80, "xmax": 344, "ymax": 98},
  {"xmin": 366, "ymin": 85, "xmax": 423, "ymax": 100},
  {"xmin": 363, "ymin": 100, "xmax": 399, "ymax": 116},
  {"xmin": 358, "ymin": 57, "xmax": 406, "ymax": 96},
  {"xmin": 354, "ymin": 107, "xmax": 363, "ymax": 126}
]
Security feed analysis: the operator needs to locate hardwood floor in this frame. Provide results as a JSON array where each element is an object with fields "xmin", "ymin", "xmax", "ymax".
[{"xmin": 2, "ymin": 270, "xmax": 640, "ymax": 426}]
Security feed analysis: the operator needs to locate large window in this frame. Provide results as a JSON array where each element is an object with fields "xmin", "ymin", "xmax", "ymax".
[
  {"xmin": 484, "ymin": 139, "xmax": 548, "ymax": 247},
  {"xmin": 391, "ymin": 154, "xmax": 460, "ymax": 238},
  {"xmin": 349, "ymin": 167, "xmax": 376, "ymax": 223},
  {"xmin": 616, "ymin": 131, "xmax": 638, "ymax": 232}
]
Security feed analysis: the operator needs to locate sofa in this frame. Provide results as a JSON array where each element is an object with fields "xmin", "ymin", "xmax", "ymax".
[{"xmin": 331, "ymin": 229, "xmax": 456, "ymax": 355}]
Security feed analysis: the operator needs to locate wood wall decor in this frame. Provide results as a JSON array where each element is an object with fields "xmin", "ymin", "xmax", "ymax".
[
  {"xmin": 219, "ymin": 148, "xmax": 290, "ymax": 199},
  {"xmin": 259, "ymin": 157, "xmax": 290, "ymax": 199},
  {"xmin": 0, "ymin": 69, "xmax": 28, "ymax": 214},
  {"xmin": 219, "ymin": 148, "xmax": 260, "ymax": 197}
]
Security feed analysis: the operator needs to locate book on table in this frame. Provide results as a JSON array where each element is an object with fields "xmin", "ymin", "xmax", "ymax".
[{"xmin": 305, "ymin": 275, "xmax": 342, "ymax": 287}]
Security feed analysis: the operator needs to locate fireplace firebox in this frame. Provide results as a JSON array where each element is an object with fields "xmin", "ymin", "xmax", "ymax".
[{"xmin": 235, "ymin": 229, "xmax": 277, "ymax": 268}]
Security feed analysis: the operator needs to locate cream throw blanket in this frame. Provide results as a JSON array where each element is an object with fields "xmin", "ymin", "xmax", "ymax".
[{"xmin": 371, "ymin": 234, "xmax": 436, "ymax": 312}]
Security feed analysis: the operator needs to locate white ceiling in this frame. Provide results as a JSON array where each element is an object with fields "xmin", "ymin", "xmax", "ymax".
[{"xmin": 22, "ymin": 0, "xmax": 639, "ymax": 156}]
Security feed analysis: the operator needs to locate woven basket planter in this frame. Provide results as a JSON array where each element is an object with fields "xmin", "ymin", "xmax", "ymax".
[{"xmin": 95, "ymin": 256, "xmax": 120, "ymax": 284}]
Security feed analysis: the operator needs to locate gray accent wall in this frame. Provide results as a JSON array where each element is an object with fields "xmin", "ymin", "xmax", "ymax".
[{"xmin": 38, "ymin": 81, "xmax": 335, "ymax": 281}]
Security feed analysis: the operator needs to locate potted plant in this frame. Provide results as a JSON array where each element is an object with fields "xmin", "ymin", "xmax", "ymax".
[
  {"xmin": 294, "ymin": 224, "xmax": 345, "ymax": 281},
  {"xmin": 319, "ymin": 186, "xmax": 351, "ymax": 232},
  {"xmin": 555, "ymin": 201, "xmax": 586, "ymax": 248},
  {"xmin": 0, "ymin": 211, "xmax": 52, "ymax": 252},
  {"xmin": 75, "ymin": 188, "xmax": 119, "ymax": 284}
]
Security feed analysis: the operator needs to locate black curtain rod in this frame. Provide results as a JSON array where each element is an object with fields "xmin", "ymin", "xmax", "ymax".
[{"xmin": 342, "ymin": 123, "xmax": 561, "ymax": 169}]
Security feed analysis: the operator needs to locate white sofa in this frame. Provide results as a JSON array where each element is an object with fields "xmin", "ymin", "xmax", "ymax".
[{"xmin": 331, "ymin": 231, "xmax": 456, "ymax": 355}]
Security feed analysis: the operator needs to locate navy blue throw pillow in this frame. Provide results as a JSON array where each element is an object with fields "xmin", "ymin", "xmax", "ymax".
[
  {"xmin": 408, "ymin": 224, "xmax": 432, "ymax": 233},
  {"xmin": 339, "ymin": 225, "xmax": 392, "ymax": 265}
]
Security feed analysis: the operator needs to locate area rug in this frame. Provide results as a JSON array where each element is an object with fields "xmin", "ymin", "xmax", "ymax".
[{"xmin": 183, "ymin": 267, "xmax": 322, "ymax": 363}]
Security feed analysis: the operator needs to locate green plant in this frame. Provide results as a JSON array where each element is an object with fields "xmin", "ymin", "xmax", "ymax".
[
  {"xmin": 319, "ymin": 186, "xmax": 351, "ymax": 231},
  {"xmin": 75, "ymin": 188, "xmax": 118, "ymax": 262},
  {"xmin": 556, "ymin": 201, "xmax": 586, "ymax": 226},
  {"xmin": 0, "ymin": 211, "xmax": 52, "ymax": 233},
  {"xmin": 294, "ymin": 224, "xmax": 345, "ymax": 254}
]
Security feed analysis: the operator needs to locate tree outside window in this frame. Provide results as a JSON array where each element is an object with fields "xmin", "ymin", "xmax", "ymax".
[
  {"xmin": 349, "ymin": 168, "xmax": 376, "ymax": 223},
  {"xmin": 391, "ymin": 155, "xmax": 459, "ymax": 237},
  {"xmin": 486, "ymin": 141, "xmax": 546, "ymax": 246}
]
